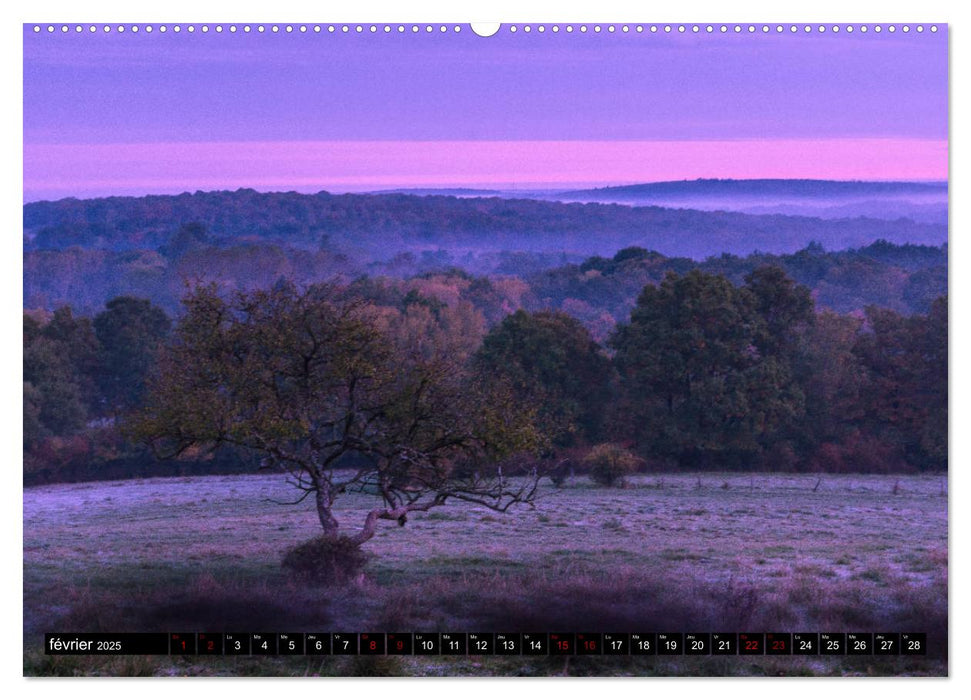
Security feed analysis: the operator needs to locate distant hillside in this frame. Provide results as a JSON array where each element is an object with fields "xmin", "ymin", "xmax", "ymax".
[
  {"xmin": 559, "ymin": 178, "xmax": 947, "ymax": 200},
  {"xmin": 24, "ymin": 188, "xmax": 946, "ymax": 260},
  {"xmin": 366, "ymin": 187, "xmax": 505, "ymax": 197},
  {"xmin": 739, "ymin": 200, "xmax": 948, "ymax": 225},
  {"xmin": 553, "ymin": 179, "xmax": 948, "ymax": 225}
]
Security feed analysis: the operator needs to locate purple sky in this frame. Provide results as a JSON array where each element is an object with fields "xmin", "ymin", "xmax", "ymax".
[{"xmin": 23, "ymin": 24, "xmax": 948, "ymax": 201}]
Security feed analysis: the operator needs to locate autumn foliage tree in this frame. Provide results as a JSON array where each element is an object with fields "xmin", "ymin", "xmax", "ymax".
[
  {"xmin": 131, "ymin": 282, "xmax": 544, "ymax": 561},
  {"xmin": 852, "ymin": 296, "xmax": 947, "ymax": 470}
]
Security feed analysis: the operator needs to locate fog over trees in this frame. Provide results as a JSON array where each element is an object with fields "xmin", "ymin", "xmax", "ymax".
[{"xmin": 24, "ymin": 188, "xmax": 947, "ymax": 495}]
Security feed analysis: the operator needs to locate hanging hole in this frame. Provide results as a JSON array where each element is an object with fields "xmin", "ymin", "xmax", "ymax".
[{"xmin": 471, "ymin": 23, "xmax": 501, "ymax": 37}]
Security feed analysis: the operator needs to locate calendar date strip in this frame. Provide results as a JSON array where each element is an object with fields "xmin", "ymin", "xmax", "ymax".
[{"xmin": 45, "ymin": 632, "xmax": 927, "ymax": 656}]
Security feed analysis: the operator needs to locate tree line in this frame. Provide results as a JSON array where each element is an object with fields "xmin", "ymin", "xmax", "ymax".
[
  {"xmin": 25, "ymin": 236, "xmax": 946, "ymax": 331},
  {"xmin": 24, "ymin": 265, "xmax": 946, "ymax": 486},
  {"xmin": 25, "ymin": 189, "xmax": 945, "ymax": 256}
]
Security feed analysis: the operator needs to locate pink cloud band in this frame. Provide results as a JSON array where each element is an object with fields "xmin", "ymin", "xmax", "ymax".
[{"xmin": 24, "ymin": 139, "xmax": 948, "ymax": 201}]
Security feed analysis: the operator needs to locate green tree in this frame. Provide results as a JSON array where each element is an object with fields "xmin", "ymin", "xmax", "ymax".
[
  {"xmin": 23, "ymin": 382, "xmax": 46, "ymax": 446},
  {"xmin": 132, "ymin": 283, "xmax": 543, "ymax": 556},
  {"xmin": 610, "ymin": 270, "xmax": 805, "ymax": 467},
  {"xmin": 744, "ymin": 265, "xmax": 815, "ymax": 359},
  {"xmin": 23, "ymin": 310, "xmax": 96, "ymax": 441},
  {"xmin": 919, "ymin": 296, "xmax": 948, "ymax": 466},
  {"xmin": 94, "ymin": 296, "xmax": 171, "ymax": 415},
  {"xmin": 475, "ymin": 310, "xmax": 612, "ymax": 446},
  {"xmin": 791, "ymin": 311, "xmax": 866, "ymax": 453},
  {"xmin": 43, "ymin": 307, "xmax": 101, "ymax": 412}
]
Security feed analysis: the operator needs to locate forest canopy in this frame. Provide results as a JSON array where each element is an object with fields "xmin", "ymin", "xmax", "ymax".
[
  {"xmin": 24, "ymin": 269, "xmax": 947, "ymax": 484},
  {"xmin": 23, "ymin": 189, "xmax": 948, "ymax": 485}
]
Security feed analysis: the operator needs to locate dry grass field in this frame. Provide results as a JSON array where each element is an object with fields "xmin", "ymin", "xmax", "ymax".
[{"xmin": 23, "ymin": 471, "xmax": 947, "ymax": 676}]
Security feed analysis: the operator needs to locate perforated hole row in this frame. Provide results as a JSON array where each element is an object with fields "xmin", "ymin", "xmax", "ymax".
[{"xmin": 30, "ymin": 24, "xmax": 941, "ymax": 35}]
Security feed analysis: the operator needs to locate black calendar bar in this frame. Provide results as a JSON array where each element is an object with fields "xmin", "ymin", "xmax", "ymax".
[
  {"xmin": 44, "ymin": 631, "xmax": 927, "ymax": 655},
  {"xmin": 45, "ymin": 633, "xmax": 170, "ymax": 655}
]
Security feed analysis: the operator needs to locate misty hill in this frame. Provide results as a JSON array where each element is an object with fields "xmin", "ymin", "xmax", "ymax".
[
  {"xmin": 739, "ymin": 200, "xmax": 948, "ymax": 225},
  {"xmin": 366, "ymin": 187, "xmax": 505, "ymax": 197},
  {"xmin": 24, "ymin": 187, "xmax": 946, "ymax": 260},
  {"xmin": 560, "ymin": 179, "xmax": 947, "ymax": 200},
  {"xmin": 553, "ymin": 179, "xmax": 948, "ymax": 225}
]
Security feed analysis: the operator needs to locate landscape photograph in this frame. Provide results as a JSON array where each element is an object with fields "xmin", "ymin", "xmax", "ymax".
[{"xmin": 22, "ymin": 21, "xmax": 948, "ymax": 677}]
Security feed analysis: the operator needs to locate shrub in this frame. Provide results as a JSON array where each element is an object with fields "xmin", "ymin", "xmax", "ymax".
[
  {"xmin": 24, "ymin": 434, "xmax": 92, "ymax": 474},
  {"xmin": 583, "ymin": 443, "xmax": 641, "ymax": 487},
  {"xmin": 805, "ymin": 431, "xmax": 912, "ymax": 474},
  {"xmin": 281, "ymin": 535, "xmax": 368, "ymax": 583}
]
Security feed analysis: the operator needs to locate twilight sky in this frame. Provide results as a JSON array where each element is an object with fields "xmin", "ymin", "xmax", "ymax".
[{"xmin": 22, "ymin": 23, "xmax": 948, "ymax": 201}]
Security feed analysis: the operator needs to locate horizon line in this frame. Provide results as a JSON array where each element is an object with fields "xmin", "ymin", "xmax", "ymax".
[{"xmin": 23, "ymin": 176, "xmax": 950, "ymax": 206}]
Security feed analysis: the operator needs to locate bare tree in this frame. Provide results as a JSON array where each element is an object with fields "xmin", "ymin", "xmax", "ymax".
[{"xmin": 131, "ymin": 282, "xmax": 544, "ymax": 550}]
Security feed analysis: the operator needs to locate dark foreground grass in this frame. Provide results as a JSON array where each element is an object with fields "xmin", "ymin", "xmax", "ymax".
[
  {"xmin": 23, "ymin": 653, "xmax": 944, "ymax": 678},
  {"xmin": 23, "ymin": 562, "xmax": 946, "ymax": 676}
]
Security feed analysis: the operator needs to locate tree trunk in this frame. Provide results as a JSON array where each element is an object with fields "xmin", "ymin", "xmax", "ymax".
[
  {"xmin": 347, "ymin": 508, "xmax": 383, "ymax": 547},
  {"xmin": 314, "ymin": 481, "xmax": 340, "ymax": 538},
  {"xmin": 348, "ymin": 501, "xmax": 433, "ymax": 547}
]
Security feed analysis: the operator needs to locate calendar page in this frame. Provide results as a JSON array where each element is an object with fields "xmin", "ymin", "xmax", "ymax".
[{"xmin": 23, "ymin": 20, "xmax": 948, "ymax": 677}]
